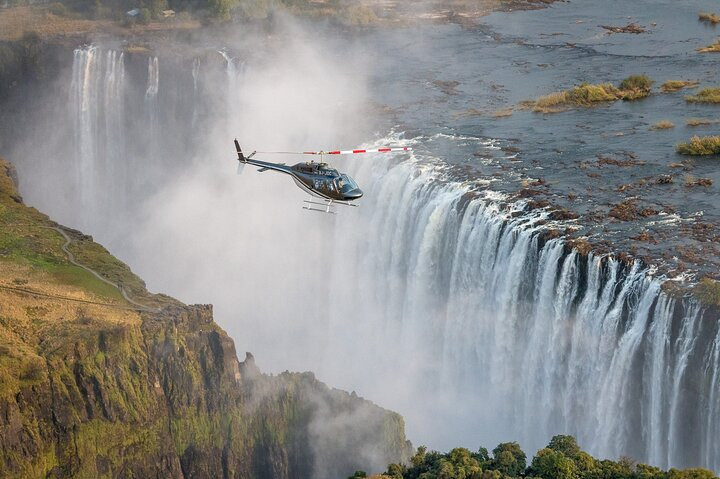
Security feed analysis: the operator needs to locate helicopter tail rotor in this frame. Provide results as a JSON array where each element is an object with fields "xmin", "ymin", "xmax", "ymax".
[{"xmin": 234, "ymin": 139, "xmax": 246, "ymax": 162}]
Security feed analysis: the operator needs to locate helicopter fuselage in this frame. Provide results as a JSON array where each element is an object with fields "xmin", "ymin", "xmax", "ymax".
[{"xmin": 240, "ymin": 157, "xmax": 363, "ymax": 203}]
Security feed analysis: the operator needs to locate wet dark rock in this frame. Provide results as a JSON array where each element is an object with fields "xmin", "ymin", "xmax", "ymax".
[
  {"xmin": 599, "ymin": 23, "xmax": 646, "ymax": 34},
  {"xmin": 518, "ymin": 188, "xmax": 545, "ymax": 198},
  {"xmin": 526, "ymin": 199, "xmax": 551, "ymax": 209},
  {"xmin": 432, "ymin": 79, "xmax": 460, "ymax": 95}
]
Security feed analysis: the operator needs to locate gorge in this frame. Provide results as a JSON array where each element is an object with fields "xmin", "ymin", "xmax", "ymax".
[{"xmin": 2, "ymin": 1, "xmax": 720, "ymax": 475}]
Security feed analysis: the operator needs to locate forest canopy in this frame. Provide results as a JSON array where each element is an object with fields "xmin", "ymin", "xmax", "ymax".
[{"xmin": 349, "ymin": 435, "xmax": 719, "ymax": 479}]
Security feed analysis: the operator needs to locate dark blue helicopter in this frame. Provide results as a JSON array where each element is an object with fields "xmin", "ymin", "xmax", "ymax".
[{"xmin": 234, "ymin": 139, "xmax": 411, "ymax": 213}]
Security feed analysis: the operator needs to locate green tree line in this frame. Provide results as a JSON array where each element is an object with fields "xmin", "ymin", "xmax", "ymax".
[{"xmin": 349, "ymin": 435, "xmax": 718, "ymax": 479}]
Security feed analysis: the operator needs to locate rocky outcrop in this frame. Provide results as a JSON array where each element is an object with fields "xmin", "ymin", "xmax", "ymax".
[{"xmin": 0, "ymin": 159, "xmax": 411, "ymax": 478}]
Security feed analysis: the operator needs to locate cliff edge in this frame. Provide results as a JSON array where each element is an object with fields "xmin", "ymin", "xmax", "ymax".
[{"xmin": 0, "ymin": 158, "xmax": 411, "ymax": 478}]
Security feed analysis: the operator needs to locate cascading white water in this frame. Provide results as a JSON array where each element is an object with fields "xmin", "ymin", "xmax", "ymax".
[
  {"xmin": 329, "ymin": 153, "xmax": 720, "ymax": 471},
  {"xmin": 70, "ymin": 46, "xmax": 126, "ymax": 228},
  {"xmin": 144, "ymin": 56, "xmax": 159, "ymax": 140},
  {"xmin": 29, "ymin": 45, "xmax": 720, "ymax": 473}
]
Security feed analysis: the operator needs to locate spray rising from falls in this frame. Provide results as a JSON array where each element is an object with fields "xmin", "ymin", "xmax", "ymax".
[{"xmin": 17, "ymin": 45, "xmax": 720, "ymax": 474}]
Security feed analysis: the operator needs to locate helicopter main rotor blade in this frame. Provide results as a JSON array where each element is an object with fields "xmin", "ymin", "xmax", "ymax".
[
  {"xmin": 323, "ymin": 147, "xmax": 412, "ymax": 155},
  {"xmin": 250, "ymin": 147, "xmax": 412, "ymax": 156}
]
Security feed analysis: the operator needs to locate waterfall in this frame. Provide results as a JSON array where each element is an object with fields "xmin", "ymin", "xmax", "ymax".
[
  {"xmin": 70, "ymin": 46, "xmax": 126, "ymax": 228},
  {"xmin": 59, "ymin": 47, "xmax": 720, "ymax": 472},
  {"xmin": 327, "ymin": 149, "xmax": 720, "ymax": 471},
  {"xmin": 144, "ymin": 56, "xmax": 159, "ymax": 139},
  {"xmin": 192, "ymin": 58, "xmax": 201, "ymax": 127}
]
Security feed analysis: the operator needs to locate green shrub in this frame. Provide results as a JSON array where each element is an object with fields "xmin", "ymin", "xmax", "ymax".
[
  {"xmin": 150, "ymin": 0, "xmax": 168, "ymax": 19},
  {"xmin": 20, "ymin": 358, "xmax": 45, "ymax": 381},
  {"xmin": 619, "ymin": 75, "xmax": 654, "ymax": 100},
  {"xmin": 48, "ymin": 2, "xmax": 69, "ymax": 16},
  {"xmin": 686, "ymin": 87, "xmax": 720, "ymax": 103},
  {"xmin": 620, "ymin": 74, "xmax": 654, "ymax": 91},
  {"xmin": 695, "ymin": 278, "xmax": 720, "ymax": 306},
  {"xmin": 566, "ymin": 82, "xmax": 620, "ymax": 105},
  {"xmin": 138, "ymin": 7, "xmax": 152, "ymax": 23},
  {"xmin": 676, "ymin": 136, "xmax": 720, "ymax": 155}
]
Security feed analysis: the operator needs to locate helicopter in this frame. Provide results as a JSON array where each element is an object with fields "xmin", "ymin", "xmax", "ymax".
[{"xmin": 234, "ymin": 139, "xmax": 412, "ymax": 213}]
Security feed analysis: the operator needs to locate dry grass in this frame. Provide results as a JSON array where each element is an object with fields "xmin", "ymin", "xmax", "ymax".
[
  {"xmin": 676, "ymin": 135, "xmax": 720, "ymax": 155},
  {"xmin": 530, "ymin": 91, "xmax": 569, "ymax": 113},
  {"xmin": 686, "ymin": 118, "xmax": 720, "ymax": 127},
  {"xmin": 0, "ymin": 6, "xmax": 110, "ymax": 41},
  {"xmin": 661, "ymin": 80, "xmax": 699, "ymax": 93},
  {"xmin": 697, "ymin": 39, "xmax": 720, "ymax": 53},
  {"xmin": 686, "ymin": 87, "xmax": 720, "ymax": 103},
  {"xmin": 699, "ymin": 12, "xmax": 720, "ymax": 25},
  {"xmin": 0, "ymin": 5, "xmax": 199, "ymax": 41},
  {"xmin": 491, "ymin": 107, "xmax": 513, "ymax": 118},
  {"xmin": 650, "ymin": 120, "xmax": 675, "ymax": 130}
]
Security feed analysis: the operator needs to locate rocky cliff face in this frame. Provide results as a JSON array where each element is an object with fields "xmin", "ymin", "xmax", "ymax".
[{"xmin": 0, "ymin": 158, "xmax": 411, "ymax": 478}]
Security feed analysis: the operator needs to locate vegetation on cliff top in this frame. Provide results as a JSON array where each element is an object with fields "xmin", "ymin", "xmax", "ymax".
[
  {"xmin": 0, "ymin": 0, "xmax": 558, "ymax": 39},
  {"xmin": 352, "ymin": 435, "xmax": 718, "ymax": 479}
]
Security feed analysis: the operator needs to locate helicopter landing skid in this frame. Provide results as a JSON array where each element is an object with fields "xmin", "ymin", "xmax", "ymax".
[{"xmin": 302, "ymin": 198, "xmax": 357, "ymax": 214}]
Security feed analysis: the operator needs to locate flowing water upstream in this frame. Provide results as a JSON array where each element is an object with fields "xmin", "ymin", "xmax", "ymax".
[{"xmin": 6, "ymin": 0, "xmax": 720, "ymax": 472}]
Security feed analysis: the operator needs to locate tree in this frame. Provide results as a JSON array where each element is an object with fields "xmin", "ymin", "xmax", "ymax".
[
  {"xmin": 667, "ymin": 468, "xmax": 717, "ymax": 479},
  {"xmin": 547, "ymin": 435, "xmax": 581, "ymax": 460},
  {"xmin": 412, "ymin": 446, "xmax": 428, "ymax": 468},
  {"xmin": 528, "ymin": 448, "xmax": 578, "ymax": 479},
  {"xmin": 208, "ymin": 0, "xmax": 238, "ymax": 19},
  {"xmin": 386, "ymin": 462, "xmax": 406, "ymax": 479},
  {"xmin": 490, "ymin": 442, "xmax": 526, "ymax": 477},
  {"xmin": 635, "ymin": 464, "xmax": 665, "ymax": 479},
  {"xmin": 150, "ymin": 0, "xmax": 168, "ymax": 18},
  {"xmin": 475, "ymin": 447, "xmax": 491, "ymax": 463}
]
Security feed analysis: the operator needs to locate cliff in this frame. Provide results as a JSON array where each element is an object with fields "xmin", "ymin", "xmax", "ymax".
[{"xmin": 0, "ymin": 159, "xmax": 411, "ymax": 478}]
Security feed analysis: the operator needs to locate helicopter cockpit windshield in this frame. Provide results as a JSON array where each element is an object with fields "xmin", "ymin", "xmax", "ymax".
[{"xmin": 337, "ymin": 174, "xmax": 359, "ymax": 193}]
